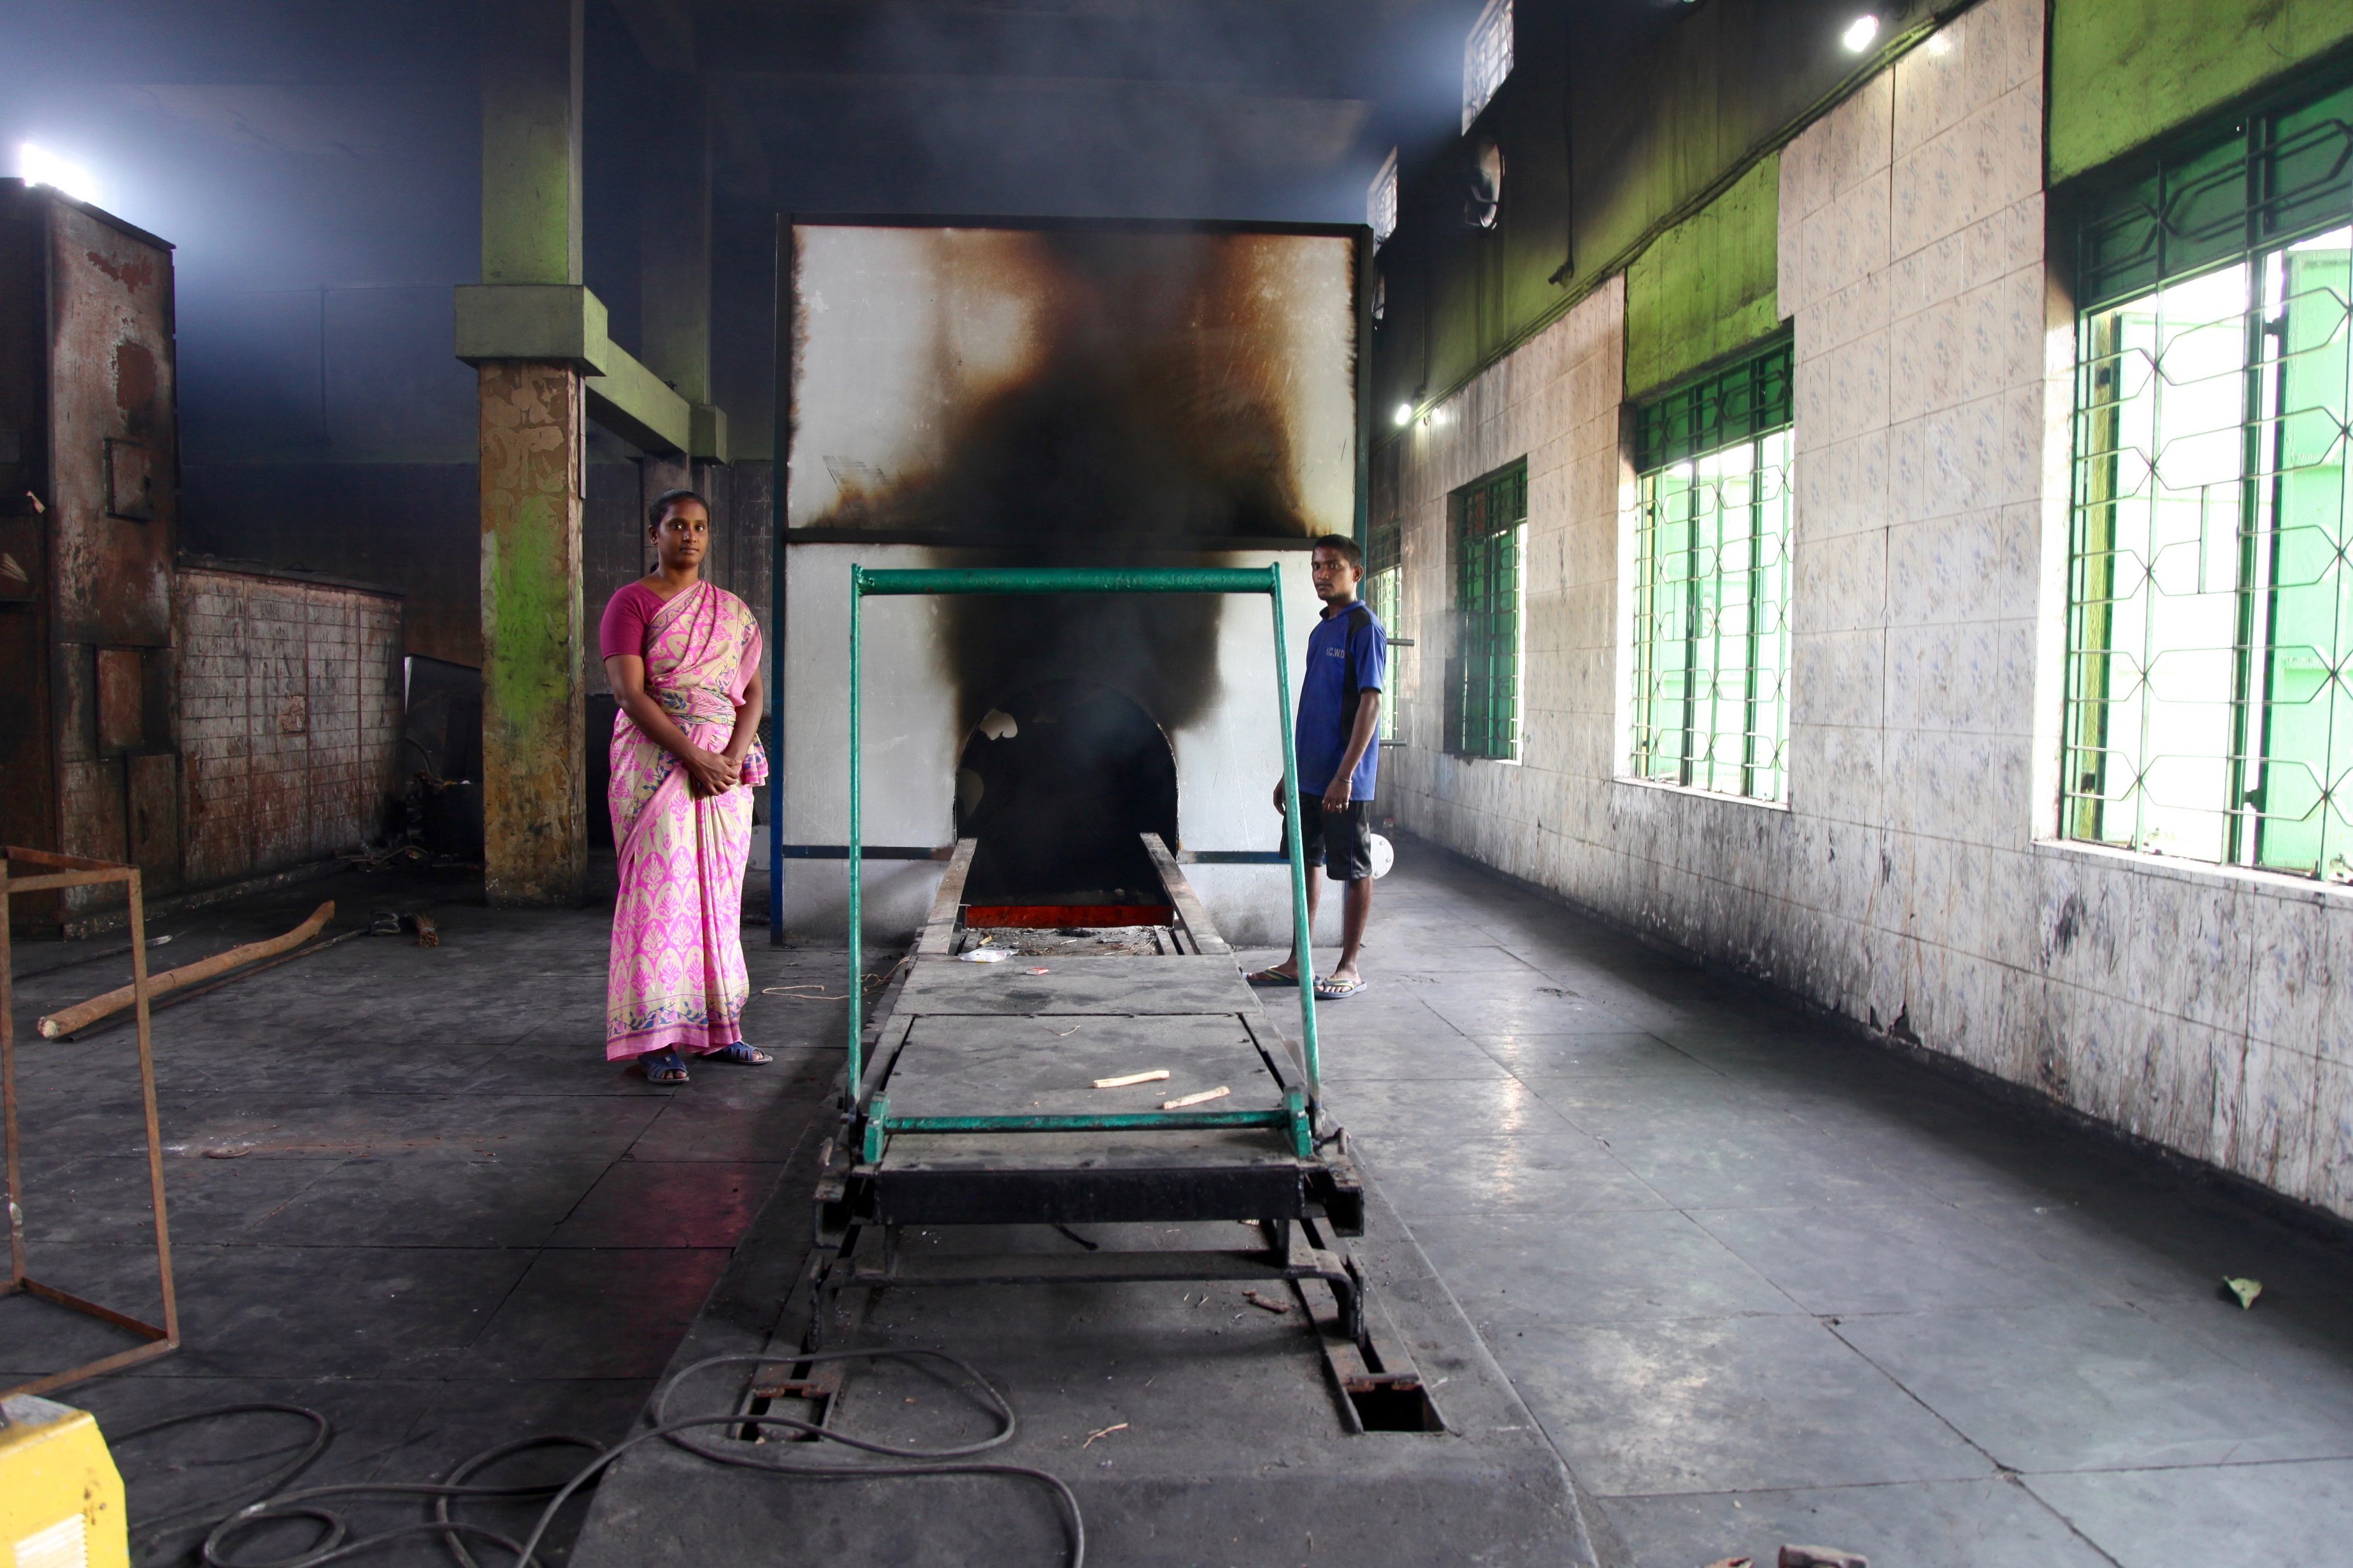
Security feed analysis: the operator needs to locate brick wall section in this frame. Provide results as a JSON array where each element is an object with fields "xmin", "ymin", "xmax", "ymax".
[{"xmin": 175, "ymin": 565, "xmax": 403, "ymax": 887}]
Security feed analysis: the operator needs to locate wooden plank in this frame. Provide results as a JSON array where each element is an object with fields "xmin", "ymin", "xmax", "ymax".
[
  {"xmin": 1142, "ymin": 833, "xmax": 1231, "ymax": 954},
  {"xmin": 3, "ymin": 844, "xmax": 137, "ymax": 874},
  {"xmin": 0, "ymin": 870, "xmax": 130, "ymax": 893},
  {"xmin": 913, "ymin": 838, "xmax": 977, "ymax": 956}
]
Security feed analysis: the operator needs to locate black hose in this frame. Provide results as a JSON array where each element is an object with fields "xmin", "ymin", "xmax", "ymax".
[
  {"xmin": 109, "ymin": 1403, "xmax": 334, "ymax": 1538},
  {"xmin": 125, "ymin": 1348, "xmax": 1082, "ymax": 1568}
]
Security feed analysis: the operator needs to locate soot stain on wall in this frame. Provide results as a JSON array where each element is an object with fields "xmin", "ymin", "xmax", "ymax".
[{"xmin": 805, "ymin": 230, "xmax": 1321, "ymax": 740}]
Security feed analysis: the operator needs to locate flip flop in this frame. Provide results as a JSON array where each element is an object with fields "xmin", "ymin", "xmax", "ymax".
[
  {"xmin": 711, "ymin": 1042, "xmax": 772, "ymax": 1066},
  {"xmin": 1246, "ymin": 968, "xmax": 1302, "ymax": 987},
  {"xmin": 1313, "ymin": 976, "xmax": 1366, "ymax": 1000},
  {"xmin": 641, "ymin": 1048, "xmax": 689, "ymax": 1084}
]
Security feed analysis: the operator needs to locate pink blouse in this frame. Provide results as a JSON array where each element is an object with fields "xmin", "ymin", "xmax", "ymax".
[{"xmin": 599, "ymin": 582, "xmax": 675, "ymax": 660}]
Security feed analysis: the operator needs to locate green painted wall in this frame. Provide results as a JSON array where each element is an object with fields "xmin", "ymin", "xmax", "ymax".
[
  {"xmin": 1374, "ymin": 0, "xmax": 1896, "ymax": 438},
  {"xmin": 1623, "ymin": 154, "xmax": 1783, "ymax": 399},
  {"xmin": 2050, "ymin": 0, "xmax": 2353, "ymax": 182}
]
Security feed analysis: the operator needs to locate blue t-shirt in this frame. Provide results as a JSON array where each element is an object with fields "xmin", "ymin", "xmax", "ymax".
[{"xmin": 1295, "ymin": 600, "xmax": 1385, "ymax": 799}]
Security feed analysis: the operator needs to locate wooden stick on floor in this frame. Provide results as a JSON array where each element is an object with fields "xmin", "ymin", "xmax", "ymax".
[{"xmin": 37, "ymin": 902, "xmax": 335, "ymax": 1039}]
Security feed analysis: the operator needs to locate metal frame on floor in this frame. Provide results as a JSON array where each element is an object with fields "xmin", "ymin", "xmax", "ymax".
[
  {"xmin": 803, "ymin": 565, "xmax": 1431, "ymax": 1414},
  {"xmin": 1, "ymin": 847, "xmax": 181, "ymax": 1396}
]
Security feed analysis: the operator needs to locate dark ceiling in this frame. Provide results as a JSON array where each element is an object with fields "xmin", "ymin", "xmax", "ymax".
[{"xmin": 0, "ymin": 0, "xmax": 1481, "ymax": 297}]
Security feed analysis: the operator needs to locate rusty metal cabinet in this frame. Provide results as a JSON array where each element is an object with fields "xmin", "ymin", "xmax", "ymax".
[{"xmin": 0, "ymin": 179, "xmax": 182, "ymax": 927}]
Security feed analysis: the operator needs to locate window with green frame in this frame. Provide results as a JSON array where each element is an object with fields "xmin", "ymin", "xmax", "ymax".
[
  {"xmin": 1446, "ymin": 461, "xmax": 1525, "ymax": 761},
  {"xmin": 1629, "ymin": 337, "xmax": 1794, "ymax": 802},
  {"xmin": 1365, "ymin": 517, "xmax": 1401, "ymax": 739},
  {"xmin": 2065, "ymin": 71, "xmax": 2353, "ymax": 882}
]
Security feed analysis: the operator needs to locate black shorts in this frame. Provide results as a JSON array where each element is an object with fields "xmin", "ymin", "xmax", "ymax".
[{"xmin": 1283, "ymin": 800, "xmax": 1374, "ymax": 882}]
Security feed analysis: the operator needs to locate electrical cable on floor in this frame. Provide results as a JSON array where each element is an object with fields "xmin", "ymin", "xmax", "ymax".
[
  {"xmin": 110, "ymin": 1348, "xmax": 1084, "ymax": 1568},
  {"xmin": 109, "ymin": 1402, "xmax": 333, "ymax": 1538}
]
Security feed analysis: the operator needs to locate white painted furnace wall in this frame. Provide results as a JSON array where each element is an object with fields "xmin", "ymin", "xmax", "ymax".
[
  {"xmin": 778, "ymin": 542, "xmax": 1345, "ymax": 948},
  {"xmin": 1376, "ymin": 0, "xmax": 2352, "ymax": 1219}
]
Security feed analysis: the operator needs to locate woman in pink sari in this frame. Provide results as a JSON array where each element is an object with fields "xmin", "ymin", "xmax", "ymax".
[{"xmin": 599, "ymin": 488, "xmax": 770, "ymax": 1083}]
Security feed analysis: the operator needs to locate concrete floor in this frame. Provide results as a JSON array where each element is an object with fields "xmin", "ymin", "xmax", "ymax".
[
  {"xmin": 1243, "ymin": 844, "xmax": 2353, "ymax": 1567},
  {"xmin": 6, "ymin": 842, "xmax": 2351, "ymax": 1566},
  {"xmin": 2, "ymin": 857, "xmax": 838, "ymax": 1564}
]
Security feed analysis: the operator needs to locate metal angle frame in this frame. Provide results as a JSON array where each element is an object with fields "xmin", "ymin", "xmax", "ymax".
[
  {"xmin": 843, "ymin": 564, "xmax": 1325, "ymax": 1159},
  {"xmin": 1, "ymin": 847, "xmax": 181, "ymax": 1397}
]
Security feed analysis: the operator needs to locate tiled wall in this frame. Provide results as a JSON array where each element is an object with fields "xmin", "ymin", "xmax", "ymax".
[
  {"xmin": 176, "ymin": 565, "xmax": 403, "ymax": 887},
  {"xmin": 1374, "ymin": 0, "xmax": 2353, "ymax": 1220}
]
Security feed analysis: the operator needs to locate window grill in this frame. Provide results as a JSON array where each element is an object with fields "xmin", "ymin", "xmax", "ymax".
[
  {"xmin": 1629, "ymin": 338, "xmax": 1795, "ymax": 802},
  {"xmin": 1447, "ymin": 461, "xmax": 1525, "ymax": 761},
  {"xmin": 1369, "ymin": 148, "xmax": 1400, "ymax": 245},
  {"xmin": 2065, "ymin": 74, "xmax": 2353, "ymax": 882},
  {"xmin": 1461, "ymin": 0, "xmax": 1513, "ymax": 133}
]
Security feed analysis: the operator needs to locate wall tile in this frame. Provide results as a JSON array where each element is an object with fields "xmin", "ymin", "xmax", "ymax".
[
  {"xmin": 1791, "ymin": 627, "xmax": 1885, "ymax": 729},
  {"xmin": 1795, "ymin": 521, "xmax": 1890, "ymax": 636},
  {"xmin": 2245, "ymin": 890, "xmax": 2352, "ymax": 1067}
]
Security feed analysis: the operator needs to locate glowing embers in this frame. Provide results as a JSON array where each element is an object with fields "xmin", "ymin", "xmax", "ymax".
[{"xmin": 955, "ymin": 679, "xmax": 1178, "ymax": 907}]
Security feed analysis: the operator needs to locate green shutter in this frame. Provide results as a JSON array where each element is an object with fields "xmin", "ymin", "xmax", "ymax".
[
  {"xmin": 2050, "ymin": 0, "xmax": 2353, "ymax": 186},
  {"xmin": 1625, "ymin": 154, "xmax": 1784, "ymax": 401}
]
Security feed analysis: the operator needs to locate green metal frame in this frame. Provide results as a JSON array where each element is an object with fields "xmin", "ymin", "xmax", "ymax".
[{"xmin": 846, "ymin": 564, "xmax": 1322, "ymax": 1160}]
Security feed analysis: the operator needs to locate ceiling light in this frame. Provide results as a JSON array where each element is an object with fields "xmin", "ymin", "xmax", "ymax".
[
  {"xmin": 1841, "ymin": 14, "xmax": 1880, "ymax": 52},
  {"xmin": 1394, "ymin": 402, "xmax": 1414, "ymax": 428},
  {"xmin": 17, "ymin": 143, "xmax": 101, "ymax": 206}
]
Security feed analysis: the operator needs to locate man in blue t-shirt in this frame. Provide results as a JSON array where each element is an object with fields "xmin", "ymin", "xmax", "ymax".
[{"xmin": 1251, "ymin": 533, "xmax": 1385, "ymax": 999}]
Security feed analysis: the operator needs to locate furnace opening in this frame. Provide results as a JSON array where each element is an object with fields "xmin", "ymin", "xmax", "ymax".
[{"xmin": 955, "ymin": 679, "xmax": 1177, "ymax": 913}]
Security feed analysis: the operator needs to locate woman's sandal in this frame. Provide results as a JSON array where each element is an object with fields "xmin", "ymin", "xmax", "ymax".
[
  {"xmin": 711, "ymin": 1042, "xmax": 772, "ymax": 1066},
  {"xmin": 1246, "ymin": 968, "xmax": 1302, "ymax": 987},
  {"xmin": 641, "ymin": 1048, "xmax": 690, "ymax": 1084},
  {"xmin": 1313, "ymin": 976, "xmax": 1366, "ymax": 1000}
]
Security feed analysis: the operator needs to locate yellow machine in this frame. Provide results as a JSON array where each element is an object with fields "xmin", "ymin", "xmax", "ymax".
[{"xmin": 0, "ymin": 1395, "xmax": 129, "ymax": 1568}]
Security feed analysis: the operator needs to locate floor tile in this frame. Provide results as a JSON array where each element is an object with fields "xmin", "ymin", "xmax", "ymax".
[
  {"xmin": 1357, "ymin": 1132, "xmax": 1668, "ymax": 1219},
  {"xmin": 1318, "ymin": 1076, "xmax": 1580, "ymax": 1139},
  {"xmin": 2026, "ymin": 1458, "xmax": 2353, "ymax": 1567},
  {"xmin": 244, "ymin": 1156, "xmax": 613, "ymax": 1248},
  {"xmin": 1585, "ymin": 1113, "xmax": 1937, "ymax": 1209},
  {"xmin": 1688, "ymin": 1201, "xmax": 2131, "ymax": 1314},
  {"xmin": 547, "ymin": 1161, "xmax": 783, "ymax": 1248},
  {"xmin": 1835, "ymin": 1303, "xmax": 2353, "ymax": 1470},
  {"xmin": 1416, "ymin": 1209, "xmax": 1799, "ymax": 1329},
  {"xmin": 1497, "ymin": 1314, "xmax": 1992, "ymax": 1496},
  {"xmin": 464, "ymin": 1248, "xmax": 734, "ymax": 1378},
  {"xmin": 1602, "ymin": 1476, "xmax": 2112, "ymax": 1568}
]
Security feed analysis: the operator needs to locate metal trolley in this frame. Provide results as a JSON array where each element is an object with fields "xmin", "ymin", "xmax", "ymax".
[{"xmin": 804, "ymin": 565, "xmax": 1423, "ymax": 1417}]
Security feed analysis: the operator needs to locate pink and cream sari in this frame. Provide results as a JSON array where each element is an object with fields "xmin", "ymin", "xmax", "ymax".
[{"xmin": 607, "ymin": 580, "xmax": 769, "ymax": 1061}]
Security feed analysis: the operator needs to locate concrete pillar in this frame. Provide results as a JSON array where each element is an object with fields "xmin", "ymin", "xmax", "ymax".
[
  {"xmin": 640, "ymin": 80, "xmax": 713, "ymax": 410},
  {"xmin": 638, "ymin": 80, "xmax": 725, "ymax": 460},
  {"xmin": 478, "ymin": 0, "xmax": 588, "ymax": 906}
]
